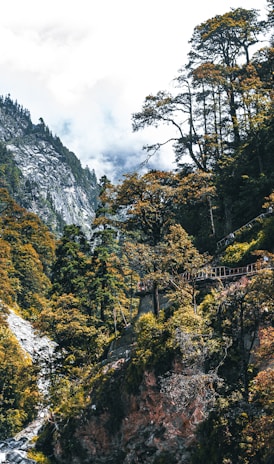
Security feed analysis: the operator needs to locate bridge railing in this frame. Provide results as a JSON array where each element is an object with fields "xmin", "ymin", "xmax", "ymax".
[
  {"xmin": 182, "ymin": 261, "xmax": 272, "ymax": 282},
  {"xmin": 137, "ymin": 261, "xmax": 273, "ymax": 292},
  {"xmin": 217, "ymin": 209, "xmax": 273, "ymax": 250}
]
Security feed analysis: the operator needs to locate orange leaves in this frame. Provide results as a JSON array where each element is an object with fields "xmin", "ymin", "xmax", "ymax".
[
  {"xmin": 255, "ymin": 327, "xmax": 274, "ymax": 367},
  {"xmin": 0, "ymin": 189, "xmax": 54, "ymax": 309},
  {"xmin": 176, "ymin": 170, "xmax": 216, "ymax": 204},
  {"xmin": 250, "ymin": 368, "xmax": 274, "ymax": 406},
  {"xmin": 115, "ymin": 170, "xmax": 178, "ymax": 244},
  {"xmin": 244, "ymin": 366, "xmax": 274, "ymax": 460},
  {"xmin": 192, "ymin": 63, "xmax": 225, "ymax": 85}
]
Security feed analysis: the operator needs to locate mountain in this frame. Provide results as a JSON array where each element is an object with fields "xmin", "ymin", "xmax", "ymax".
[{"xmin": 0, "ymin": 95, "xmax": 99, "ymax": 236}]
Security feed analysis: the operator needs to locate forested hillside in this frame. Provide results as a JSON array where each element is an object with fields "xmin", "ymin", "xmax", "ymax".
[{"xmin": 0, "ymin": 3, "xmax": 274, "ymax": 464}]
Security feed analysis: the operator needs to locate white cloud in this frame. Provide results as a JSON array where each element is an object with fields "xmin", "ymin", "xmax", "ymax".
[{"xmin": 0, "ymin": 0, "xmax": 266, "ymax": 180}]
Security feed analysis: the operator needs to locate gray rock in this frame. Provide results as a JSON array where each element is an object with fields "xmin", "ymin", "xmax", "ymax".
[
  {"xmin": 6, "ymin": 450, "xmax": 36, "ymax": 463},
  {"xmin": 0, "ymin": 96, "xmax": 98, "ymax": 236},
  {"xmin": 6, "ymin": 451, "xmax": 25, "ymax": 463}
]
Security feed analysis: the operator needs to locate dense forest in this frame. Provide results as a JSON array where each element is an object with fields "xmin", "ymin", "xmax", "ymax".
[{"xmin": 0, "ymin": 3, "xmax": 274, "ymax": 463}]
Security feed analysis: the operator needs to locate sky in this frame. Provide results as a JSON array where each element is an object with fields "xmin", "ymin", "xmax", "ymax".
[{"xmin": 0, "ymin": 0, "xmax": 267, "ymax": 181}]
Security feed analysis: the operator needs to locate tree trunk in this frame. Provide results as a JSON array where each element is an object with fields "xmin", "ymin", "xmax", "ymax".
[
  {"xmin": 227, "ymin": 84, "xmax": 241, "ymax": 147},
  {"xmin": 153, "ymin": 281, "xmax": 160, "ymax": 317},
  {"xmin": 239, "ymin": 300, "xmax": 249, "ymax": 401},
  {"xmin": 207, "ymin": 195, "xmax": 216, "ymax": 236}
]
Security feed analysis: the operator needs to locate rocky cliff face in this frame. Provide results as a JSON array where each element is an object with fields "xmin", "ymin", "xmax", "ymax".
[
  {"xmin": 0, "ymin": 305, "xmax": 57, "ymax": 464},
  {"xmin": 42, "ymin": 354, "xmax": 211, "ymax": 464},
  {"xmin": 0, "ymin": 95, "xmax": 98, "ymax": 236}
]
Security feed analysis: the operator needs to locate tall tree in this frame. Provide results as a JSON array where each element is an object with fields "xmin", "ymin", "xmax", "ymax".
[
  {"xmin": 114, "ymin": 170, "xmax": 177, "ymax": 245},
  {"xmin": 132, "ymin": 9, "xmax": 265, "ymax": 174},
  {"xmin": 89, "ymin": 176, "xmax": 136, "ymax": 331},
  {"xmin": 113, "ymin": 171, "xmax": 206, "ymax": 315},
  {"xmin": 51, "ymin": 224, "xmax": 91, "ymax": 298},
  {"xmin": 187, "ymin": 8, "xmax": 264, "ymax": 148},
  {"xmin": 132, "ymin": 84, "xmax": 211, "ymax": 172}
]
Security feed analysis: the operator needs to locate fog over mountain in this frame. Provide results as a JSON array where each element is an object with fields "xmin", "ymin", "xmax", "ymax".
[{"xmin": 0, "ymin": 0, "xmax": 263, "ymax": 180}]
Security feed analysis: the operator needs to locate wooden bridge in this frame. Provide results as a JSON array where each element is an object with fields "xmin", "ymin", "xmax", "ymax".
[
  {"xmin": 182, "ymin": 261, "xmax": 272, "ymax": 282},
  {"xmin": 137, "ymin": 260, "xmax": 273, "ymax": 293},
  {"xmin": 137, "ymin": 208, "xmax": 273, "ymax": 292}
]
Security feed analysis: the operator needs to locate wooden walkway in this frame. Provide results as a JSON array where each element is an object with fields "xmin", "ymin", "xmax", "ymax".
[
  {"xmin": 182, "ymin": 261, "xmax": 272, "ymax": 282},
  {"xmin": 137, "ymin": 261, "xmax": 273, "ymax": 293},
  {"xmin": 216, "ymin": 208, "xmax": 273, "ymax": 250},
  {"xmin": 137, "ymin": 208, "xmax": 273, "ymax": 292}
]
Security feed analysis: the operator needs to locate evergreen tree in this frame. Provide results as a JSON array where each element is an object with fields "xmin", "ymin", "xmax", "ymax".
[
  {"xmin": 88, "ymin": 176, "xmax": 137, "ymax": 332},
  {"xmin": 51, "ymin": 224, "xmax": 91, "ymax": 298}
]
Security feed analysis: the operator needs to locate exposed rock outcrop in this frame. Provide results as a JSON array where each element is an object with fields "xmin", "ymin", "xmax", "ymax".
[
  {"xmin": 44, "ymin": 356, "xmax": 213, "ymax": 464},
  {"xmin": 1, "ymin": 304, "xmax": 58, "ymax": 463},
  {"xmin": 0, "ymin": 95, "xmax": 98, "ymax": 236}
]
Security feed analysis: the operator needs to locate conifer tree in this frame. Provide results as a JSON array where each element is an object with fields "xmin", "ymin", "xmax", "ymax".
[
  {"xmin": 51, "ymin": 224, "xmax": 90, "ymax": 298},
  {"xmin": 89, "ymin": 176, "xmax": 136, "ymax": 332}
]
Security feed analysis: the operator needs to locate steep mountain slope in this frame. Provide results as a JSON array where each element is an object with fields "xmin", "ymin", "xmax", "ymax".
[{"xmin": 0, "ymin": 95, "xmax": 98, "ymax": 236}]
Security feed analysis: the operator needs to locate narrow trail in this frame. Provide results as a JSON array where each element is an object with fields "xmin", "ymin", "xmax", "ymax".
[
  {"xmin": 137, "ymin": 209, "xmax": 274, "ymax": 293},
  {"xmin": 0, "ymin": 306, "xmax": 57, "ymax": 464}
]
